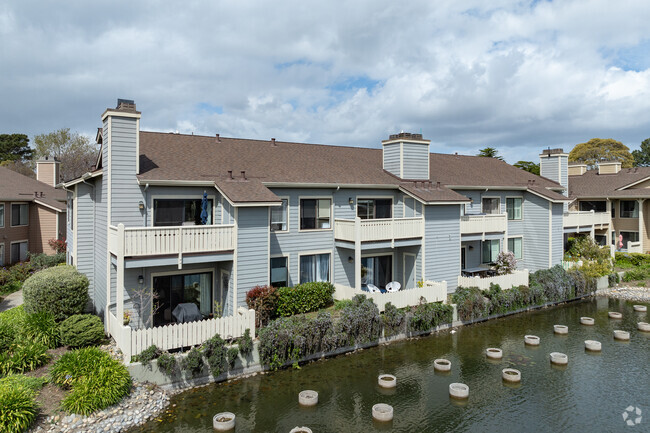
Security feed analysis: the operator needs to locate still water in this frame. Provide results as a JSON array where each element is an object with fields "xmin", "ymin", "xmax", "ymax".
[{"xmin": 131, "ymin": 298, "xmax": 649, "ymax": 432}]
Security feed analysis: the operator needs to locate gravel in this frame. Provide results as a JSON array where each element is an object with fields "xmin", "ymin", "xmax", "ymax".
[{"xmin": 595, "ymin": 286, "xmax": 650, "ymax": 302}]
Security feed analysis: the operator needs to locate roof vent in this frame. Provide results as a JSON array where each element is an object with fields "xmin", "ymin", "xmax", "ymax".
[
  {"xmin": 271, "ymin": 138, "xmax": 276, "ymax": 146},
  {"xmin": 216, "ymin": 134, "xmax": 221, "ymax": 142},
  {"xmin": 240, "ymin": 171, "xmax": 247, "ymax": 180}
]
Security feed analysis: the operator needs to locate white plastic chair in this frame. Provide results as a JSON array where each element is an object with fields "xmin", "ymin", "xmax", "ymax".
[
  {"xmin": 367, "ymin": 284, "xmax": 381, "ymax": 293},
  {"xmin": 386, "ymin": 281, "xmax": 401, "ymax": 293}
]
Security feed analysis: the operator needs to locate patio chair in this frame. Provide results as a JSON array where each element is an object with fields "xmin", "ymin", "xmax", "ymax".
[
  {"xmin": 386, "ymin": 281, "xmax": 401, "ymax": 292},
  {"xmin": 366, "ymin": 284, "xmax": 381, "ymax": 293}
]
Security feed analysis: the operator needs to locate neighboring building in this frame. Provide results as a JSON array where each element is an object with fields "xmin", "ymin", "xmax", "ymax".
[
  {"xmin": 0, "ymin": 159, "xmax": 67, "ymax": 266},
  {"xmin": 66, "ymin": 100, "xmax": 570, "ymax": 336}
]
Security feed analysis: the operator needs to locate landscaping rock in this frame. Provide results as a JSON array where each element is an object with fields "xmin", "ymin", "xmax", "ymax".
[{"xmin": 596, "ymin": 287, "xmax": 650, "ymax": 302}]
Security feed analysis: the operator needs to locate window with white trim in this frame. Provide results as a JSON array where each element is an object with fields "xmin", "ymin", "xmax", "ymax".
[
  {"xmin": 300, "ymin": 199, "xmax": 331, "ymax": 230},
  {"xmin": 300, "ymin": 253, "xmax": 330, "ymax": 283},
  {"xmin": 11, "ymin": 241, "xmax": 28, "ymax": 263},
  {"xmin": 270, "ymin": 199, "xmax": 288, "ymax": 231},
  {"xmin": 482, "ymin": 239, "xmax": 500, "ymax": 263},
  {"xmin": 620, "ymin": 201, "xmax": 638, "ymax": 218},
  {"xmin": 357, "ymin": 198, "xmax": 391, "ymax": 219},
  {"xmin": 506, "ymin": 198, "xmax": 522, "ymax": 220},
  {"xmin": 508, "ymin": 237, "xmax": 523, "ymax": 259},
  {"xmin": 620, "ymin": 231, "xmax": 639, "ymax": 247},
  {"xmin": 11, "ymin": 203, "xmax": 28, "ymax": 227},
  {"xmin": 270, "ymin": 256, "xmax": 288, "ymax": 287},
  {"xmin": 0, "ymin": 204, "xmax": 4, "ymax": 228},
  {"xmin": 0, "ymin": 244, "xmax": 4, "ymax": 265},
  {"xmin": 482, "ymin": 198, "xmax": 500, "ymax": 215}
]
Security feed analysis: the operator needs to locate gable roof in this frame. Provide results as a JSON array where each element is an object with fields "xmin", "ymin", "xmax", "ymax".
[
  {"xmin": 0, "ymin": 166, "xmax": 67, "ymax": 211},
  {"xmin": 569, "ymin": 167, "xmax": 650, "ymax": 199}
]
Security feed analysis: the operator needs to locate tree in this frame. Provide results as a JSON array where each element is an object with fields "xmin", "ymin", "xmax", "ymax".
[
  {"xmin": 513, "ymin": 161, "xmax": 540, "ymax": 175},
  {"xmin": 33, "ymin": 128, "xmax": 98, "ymax": 182},
  {"xmin": 477, "ymin": 147, "xmax": 504, "ymax": 160},
  {"xmin": 0, "ymin": 133, "xmax": 33, "ymax": 162},
  {"xmin": 0, "ymin": 159, "xmax": 35, "ymax": 177},
  {"xmin": 632, "ymin": 138, "xmax": 650, "ymax": 167},
  {"xmin": 568, "ymin": 138, "xmax": 634, "ymax": 169}
]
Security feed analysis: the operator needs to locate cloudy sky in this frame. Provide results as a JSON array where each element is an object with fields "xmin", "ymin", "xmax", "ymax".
[{"xmin": 1, "ymin": 0, "xmax": 649, "ymax": 164}]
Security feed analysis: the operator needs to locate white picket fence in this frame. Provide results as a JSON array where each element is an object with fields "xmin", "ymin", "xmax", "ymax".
[
  {"xmin": 108, "ymin": 308, "xmax": 255, "ymax": 363},
  {"xmin": 457, "ymin": 270, "xmax": 529, "ymax": 291},
  {"xmin": 562, "ymin": 260, "xmax": 583, "ymax": 270},
  {"xmin": 334, "ymin": 281, "xmax": 448, "ymax": 312}
]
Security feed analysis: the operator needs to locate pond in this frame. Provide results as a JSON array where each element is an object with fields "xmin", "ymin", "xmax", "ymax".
[{"xmin": 131, "ymin": 298, "xmax": 649, "ymax": 432}]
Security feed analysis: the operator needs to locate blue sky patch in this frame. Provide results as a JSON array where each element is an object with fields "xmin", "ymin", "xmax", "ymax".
[
  {"xmin": 328, "ymin": 75, "xmax": 381, "ymax": 93},
  {"xmin": 602, "ymin": 41, "xmax": 650, "ymax": 72},
  {"xmin": 196, "ymin": 102, "xmax": 223, "ymax": 114}
]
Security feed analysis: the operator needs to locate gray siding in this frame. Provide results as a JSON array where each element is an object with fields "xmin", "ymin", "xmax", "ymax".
[
  {"xmin": 552, "ymin": 203, "xmax": 564, "ymax": 266},
  {"xmin": 522, "ymin": 192, "xmax": 550, "ymax": 271},
  {"xmin": 540, "ymin": 157, "xmax": 559, "ymax": 185},
  {"xmin": 76, "ymin": 182, "xmax": 95, "ymax": 300},
  {"xmin": 236, "ymin": 207, "xmax": 269, "ymax": 314},
  {"xmin": 402, "ymin": 142, "xmax": 429, "ymax": 180},
  {"xmin": 94, "ymin": 176, "xmax": 107, "ymax": 315},
  {"xmin": 383, "ymin": 143, "xmax": 401, "ymax": 177},
  {"xmin": 424, "ymin": 204, "xmax": 461, "ymax": 292}
]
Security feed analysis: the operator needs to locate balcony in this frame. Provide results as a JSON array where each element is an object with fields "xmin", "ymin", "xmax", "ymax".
[
  {"xmin": 109, "ymin": 224, "xmax": 235, "ymax": 258},
  {"xmin": 460, "ymin": 213, "xmax": 507, "ymax": 235},
  {"xmin": 334, "ymin": 217, "xmax": 423, "ymax": 243},
  {"xmin": 563, "ymin": 211, "xmax": 610, "ymax": 231}
]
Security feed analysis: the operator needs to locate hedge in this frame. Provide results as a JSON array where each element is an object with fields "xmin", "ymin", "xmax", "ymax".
[
  {"xmin": 59, "ymin": 315, "xmax": 105, "ymax": 348},
  {"xmin": 275, "ymin": 282, "xmax": 335, "ymax": 317},
  {"xmin": 23, "ymin": 265, "xmax": 89, "ymax": 321}
]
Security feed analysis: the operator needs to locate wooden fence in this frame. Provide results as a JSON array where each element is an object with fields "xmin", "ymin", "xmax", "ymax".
[
  {"xmin": 108, "ymin": 308, "xmax": 255, "ymax": 363},
  {"xmin": 457, "ymin": 270, "xmax": 529, "ymax": 291},
  {"xmin": 334, "ymin": 281, "xmax": 448, "ymax": 312}
]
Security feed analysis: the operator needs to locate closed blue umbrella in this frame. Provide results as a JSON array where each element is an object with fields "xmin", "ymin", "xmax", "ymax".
[{"xmin": 200, "ymin": 192, "xmax": 209, "ymax": 225}]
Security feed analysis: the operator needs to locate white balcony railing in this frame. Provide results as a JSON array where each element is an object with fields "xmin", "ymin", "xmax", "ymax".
[
  {"xmin": 563, "ymin": 211, "xmax": 610, "ymax": 229},
  {"xmin": 109, "ymin": 224, "xmax": 235, "ymax": 257},
  {"xmin": 460, "ymin": 213, "xmax": 507, "ymax": 235},
  {"xmin": 334, "ymin": 217, "xmax": 423, "ymax": 243}
]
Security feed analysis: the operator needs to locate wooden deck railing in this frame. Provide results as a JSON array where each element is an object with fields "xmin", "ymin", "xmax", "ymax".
[
  {"xmin": 460, "ymin": 213, "xmax": 507, "ymax": 235},
  {"xmin": 334, "ymin": 217, "xmax": 423, "ymax": 243}
]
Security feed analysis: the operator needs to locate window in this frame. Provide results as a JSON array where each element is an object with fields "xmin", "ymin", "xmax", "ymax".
[
  {"xmin": 482, "ymin": 239, "xmax": 500, "ymax": 263},
  {"xmin": 68, "ymin": 198, "xmax": 74, "ymax": 230},
  {"xmin": 0, "ymin": 244, "xmax": 4, "ymax": 265},
  {"xmin": 594, "ymin": 235, "xmax": 607, "ymax": 246},
  {"xmin": 482, "ymin": 198, "xmax": 500, "ymax": 215},
  {"xmin": 508, "ymin": 237, "xmax": 523, "ymax": 259},
  {"xmin": 11, "ymin": 203, "xmax": 28, "ymax": 226},
  {"xmin": 300, "ymin": 253, "xmax": 330, "ymax": 283},
  {"xmin": 153, "ymin": 271, "xmax": 213, "ymax": 327},
  {"xmin": 506, "ymin": 198, "xmax": 522, "ymax": 220},
  {"xmin": 404, "ymin": 197, "xmax": 416, "ymax": 218},
  {"xmin": 361, "ymin": 255, "xmax": 392, "ymax": 290},
  {"xmin": 270, "ymin": 199, "xmax": 288, "ymax": 231},
  {"xmin": 0, "ymin": 204, "xmax": 4, "ymax": 227},
  {"xmin": 579, "ymin": 201, "xmax": 606, "ymax": 212},
  {"xmin": 611, "ymin": 203, "xmax": 616, "ymax": 218},
  {"xmin": 10, "ymin": 241, "xmax": 28, "ymax": 263},
  {"xmin": 153, "ymin": 198, "xmax": 213, "ymax": 226},
  {"xmin": 300, "ymin": 199, "xmax": 331, "ymax": 230},
  {"xmin": 357, "ymin": 198, "xmax": 392, "ymax": 219},
  {"xmin": 620, "ymin": 231, "xmax": 639, "ymax": 247},
  {"xmin": 620, "ymin": 201, "xmax": 638, "ymax": 218},
  {"xmin": 270, "ymin": 257, "xmax": 288, "ymax": 287}
]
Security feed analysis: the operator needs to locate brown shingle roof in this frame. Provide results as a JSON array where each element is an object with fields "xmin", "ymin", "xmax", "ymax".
[
  {"xmin": 0, "ymin": 166, "xmax": 66, "ymax": 211},
  {"xmin": 569, "ymin": 168, "xmax": 650, "ymax": 199}
]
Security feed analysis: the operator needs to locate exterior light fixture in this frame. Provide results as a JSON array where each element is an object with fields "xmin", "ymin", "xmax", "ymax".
[
  {"xmin": 348, "ymin": 197, "xmax": 354, "ymax": 205},
  {"xmin": 348, "ymin": 256, "xmax": 354, "ymax": 263},
  {"xmin": 138, "ymin": 201, "xmax": 145, "ymax": 210},
  {"xmin": 138, "ymin": 275, "xmax": 144, "ymax": 284}
]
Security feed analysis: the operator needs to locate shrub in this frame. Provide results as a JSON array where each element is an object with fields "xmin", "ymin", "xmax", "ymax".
[
  {"xmin": 227, "ymin": 347, "xmax": 239, "ymax": 368},
  {"xmin": 47, "ymin": 238, "xmax": 67, "ymax": 254},
  {"xmin": 382, "ymin": 302, "xmax": 406, "ymax": 337},
  {"xmin": 6, "ymin": 262, "xmax": 34, "ymax": 285},
  {"xmin": 59, "ymin": 315, "xmax": 105, "ymax": 348},
  {"xmin": 23, "ymin": 265, "xmax": 89, "ymax": 321},
  {"xmin": 21, "ymin": 311, "xmax": 59, "ymax": 349},
  {"xmin": 530, "ymin": 265, "xmax": 573, "ymax": 302},
  {"xmin": 337, "ymin": 295, "xmax": 382, "ymax": 346},
  {"xmin": 237, "ymin": 329, "xmax": 253, "ymax": 357},
  {"xmin": 494, "ymin": 251, "xmax": 517, "ymax": 275},
  {"xmin": 622, "ymin": 268, "xmax": 650, "ymax": 282},
  {"xmin": 50, "ymin": 347, "xmax": 131, "ymax": 415},
  {"xmin": 408, "ymin": 301, "xmax": 454, "ymax": 332},
  {"xmin": 579, "ymin": 260, "xmax": 612, "ymax": 279},
  {"xmin": 245, "ymin": 285, "xmax": 278, "ymax": 327},
  {"xmin": 334, "ymin": 299, "xmax": 353, "ymax": 310},
  {"xmin": 451, "ymin": 286, "xmax": 489, "ymax": 321},
  {"xmin": 27, "ymin": 252, "xmax": 66, "ymax": 271},
  {"xmin": 156, "ymin": 352, "xmax": 177, "ymax": 377},
  {"xmin": 182, "ymin": 347, "xmax": 204, "ymax": 377},
  {"xmin": 567, "ymin": 236, "xmax": 611, "ymax": 262},
  {"xmin": 132, "ymin": 345, "xmax": 161, "ymax": 366},
  {"xmin": 203, "ymin": 334, "xmax": 228, "ymax": 378},
  {"xmin": 0, "ymin": 342, "xmax": 50, "ymax": 376},
  {"xmin": 275, "ymin": 282, "xmax": 335, "ymax": 317},
  {"xmin": 0, "ymin": 375, "xmax": 47, "ymax": 393},
  {"xmin": 608, "ymin": 272, "xmax": 620, "ymax": 287},
  {"xmin": 615, "ymin": 252, "xmax": 650, "ymax": 268},
  {"xmin": 0, "ymin": 322, "xmax": 14, "ymax": 353},
  {"xmin": 0, "ymin": 383, "xmax": 38, "ymax": 433}
]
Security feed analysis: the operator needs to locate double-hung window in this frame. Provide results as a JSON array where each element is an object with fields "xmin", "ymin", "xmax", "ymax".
[
  {"xmin": 270, "ymin": 199, "xmax": 288, "ymax": 231},
  {"xmin": 357, "ymin": 199, "xmax": 391, "ymax": 219},
  {"xmin": 270, "ymin": 257, "xmax": 288, "ymax": 287},
  {"xmin": 300, "ymin": 253, "xmax": 330, "ymax": 283},
  {"xmin": 300, "ymin": 199, "xmax": 331, "ymax": 230},
  {"xmin": 482, "ymin": 198, "xmax": 500, "ymax": 215},
  {"xmin": 0, "ymin": 244, "xmax": 4, "ymax": 265},
  {"xmin": 620, "ymin": 201, "xmax": 638, "ymax": 218},
  {"xmin": 482, "ymin": 239, "xmax": 500, "ymax": 263},
  {"xmin": 11, "ymin": 241, "xmax": 28, "ymax": 263},
  {"xmin": 0, "ymin": 204, "xmax": 4, "ymax": 228},
  {"xmin": 11, "ymin": 203, "xmax": 28, "ymax": 227},
  {"xmin": 506, "ymin": 198, "xmax": 522, "ymax": 220},
  {"xmin": 508, "ymin": 237, "xmax": 523, "ymax": 259}
]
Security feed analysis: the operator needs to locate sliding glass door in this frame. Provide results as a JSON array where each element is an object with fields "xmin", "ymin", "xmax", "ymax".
[
  {"xmin": 153, "ymin": 271, "xmax": 213, "ymax": 326},
  {"xmin": 361, "ymin": 255, "xmax": 392, "ymax": 290}
]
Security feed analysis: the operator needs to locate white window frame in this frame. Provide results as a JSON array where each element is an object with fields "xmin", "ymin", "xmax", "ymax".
[
  {"xmin": 0, "ymin": 203, "xmax": 4, "ymax": 228},
  {"xmin": 270, "ymin": 197, "xmax": 289, "ymax": 232},
  {"xmin": 10, "ymin": 240, "xmax": 28, "ymax": 263},
  {"xmin": 619, "ymin": 231, "xmax": 639, "ymax": 245},
  {"xmin": 619, "ymin": 200, "xmax": 639, "ymax": 219},
  {"xmin": 149, "ymin": 193, "xmax": 217, "ymax": 227},
  {"xmin": 356, "ymin": 196, "xmax": 394, "ymax": 220},
  {"xmin": 481, "ymin": 197, "xmax": 501, "ymax": 215},
  {"xmin": 150, "ymin": 267, "xmax": 216, "ymax": 319},
  {"xmin": 506, "ymin": 196, "xmax": 523, "ymax": 221},
  {"xmin": 298, "ymin": 196, "xmax": 333, "ymax": 232},
  {"xmin": 298, "ymin": 250, "xmax": 332, "ymax": 283},
  {"xmin": 270, "ymin": 254, "xmax": 289, "ymax": 287},
  {"xmin": 10, "ymin": 202, "xmax": 29, "ymax": 227},
  {"xmin": 508, "ymin": 236, "xmax": 523, "ymax": 259}
]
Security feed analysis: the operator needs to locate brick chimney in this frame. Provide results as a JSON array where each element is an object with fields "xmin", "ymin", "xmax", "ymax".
[{"xmin": 36, "ymin": 156, "xmax": 60, "ymax": 187}]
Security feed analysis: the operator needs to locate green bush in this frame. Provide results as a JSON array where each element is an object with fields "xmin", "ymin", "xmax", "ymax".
[
  {"xmin": 59, "ymin": 315, "xmax": 105, "ymax": 348},
  {"xmin": 566, "ymin": 236, "xmax": 611, "ymax": 262},
  {"xmin": 451, "ymin": 286, "xmax": 489, "ymax": 321},
  {"xmin": 275, "ymin": 282, "xmax": 335, "ymax": 317},
  {"xmin": 334, "ymin": 299, "xmax": 353, "ymax": 310},
  {"xmin": 23, "ymin": 265, "xmax": 89, "ymax": 321},
  {"xmin": 27, "ymin": 252, "xmax": 66, "ymax": 271},
  {"xmin": 156, "ymin": 352, "xmax": 177, "ymax": 377},
  {"xmin": 50, "ymin": 347, "xmax": 131, "ymax": 415},
  {"xmin": 0, "ymin": 375, "xmax": 47, "ymax": 393},
  {"xmin": 0, "ymin": 322, "xmax": 14, "ymax": 353},
  {"xmin": 21, "ymin": 311, "xmax": 59, "ymax": 349},
  {"xmin": 382, "ymin": 302, "xmax": 406, "ymax": 337},
  {"xmin": 615, "ymin": 252, "xmax": 650, "ymax": 268},
  {"xmin": 0, "ymin": 342, "xmax": 50, "ymax": 376},
  {"xmin": 407, "ymin": 301, "xmax": 453, "ymax": 332},
  {"xmin": 237, "ymin": 329, "xmax": 253, "ymax": 357},
  {"xmin": 0, "ymin": 383, "xmax": 39, "ymax": 433},
  {"xmin": 608, "ymin": 272, "xmax": 620, "ymax": 287},
  {"xmin": 622, "ymin": 268, "xmax": 650, "ymax": 282},
  {"xmin": 203, "ymin": 334, "xmax": 228, "ymax": 378},
  {"xmin": 245, "ymin": 285, "xmax": 279, "ymax": 327},
  {"xmin": 132, "ymin": 345, "xmax": 161, "ymax": 365},
  {"xmin": 181, "ymin": 347, "xmax": 204, "ymax": 377}
]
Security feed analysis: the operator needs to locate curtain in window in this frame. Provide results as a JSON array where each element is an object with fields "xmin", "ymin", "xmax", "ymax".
[
  {"xmin": 361, "ymin": 257, "xmax": 373, "ymax": 286},
  {"xmin": 316, "ymin": 254, "xmax": 329, "ymax": 281},
  {"xmin": 482, "ymin": 240, "xmax": 499, "ymax": 263},
  {"xmin": 300, "ymin": 254, "xmax": 330, "ymax": 283},
  {"xmin": 199, "ymin": 273, "xmax": 212, "ymax": 316}
]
